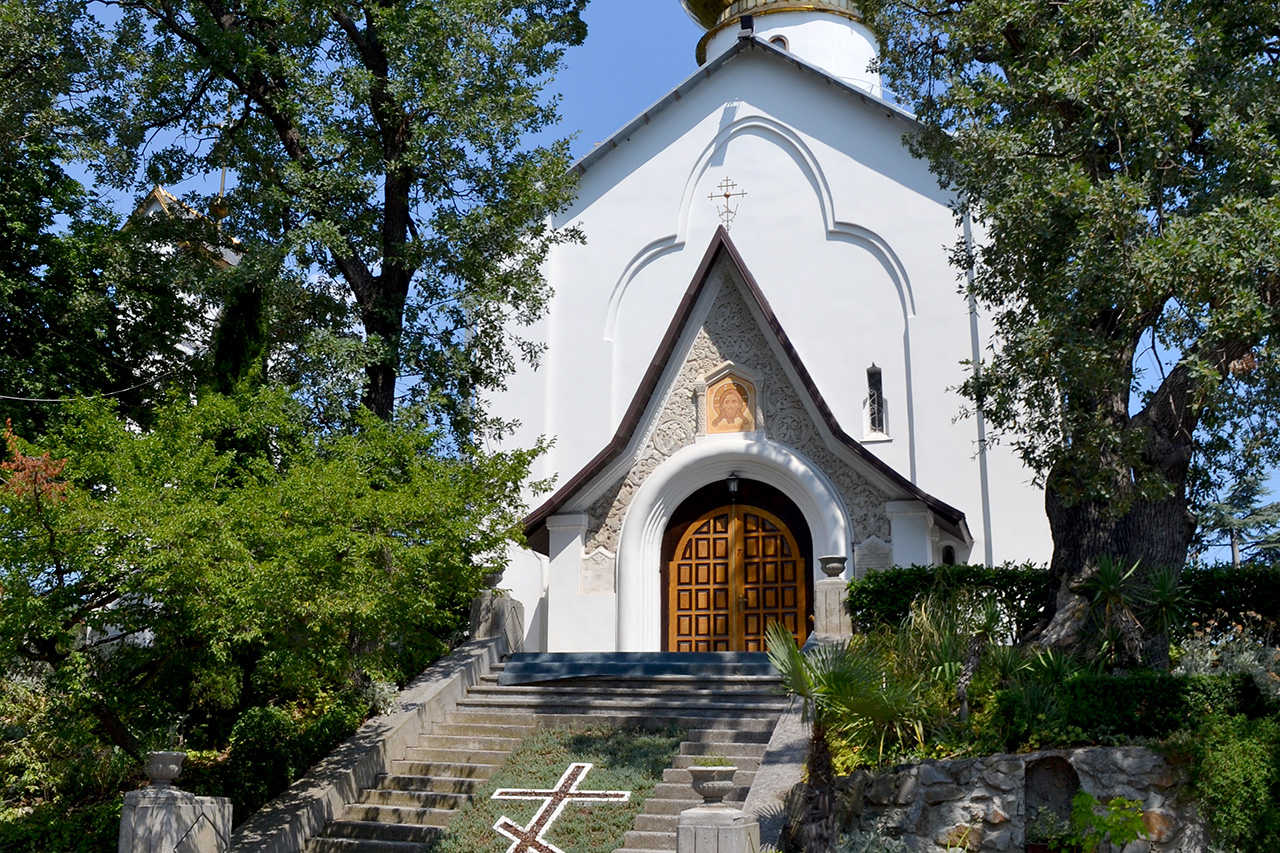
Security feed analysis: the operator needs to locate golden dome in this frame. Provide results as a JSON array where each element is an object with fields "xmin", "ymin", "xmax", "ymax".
[{"xmin": 680, "ymin": 0, "xmax": 862, "ymax": 31}]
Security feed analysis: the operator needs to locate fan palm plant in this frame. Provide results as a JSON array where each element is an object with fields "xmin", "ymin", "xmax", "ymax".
[{"xmin": 765, "ymin": 622, "xmax": 926, "ymax": 853}]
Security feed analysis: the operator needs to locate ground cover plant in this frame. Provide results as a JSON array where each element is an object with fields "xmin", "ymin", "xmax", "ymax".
[{"xmin": 427, "ymin": 726, "xmax": 684, "ymax": 853}]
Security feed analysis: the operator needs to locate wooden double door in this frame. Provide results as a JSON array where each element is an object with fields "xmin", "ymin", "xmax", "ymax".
[{"xmin": 666, "ymin": 504, "xmax": 808, "ymax": 652}]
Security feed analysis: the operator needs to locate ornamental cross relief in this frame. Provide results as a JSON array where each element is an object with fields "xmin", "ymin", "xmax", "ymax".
[
  {"xmin": 708, "ymin": 177, "xmax": 747, "ymax": 230},
  {"xmin": 490, "ymin": 763, "xmax": 631, "ymax": 853}
]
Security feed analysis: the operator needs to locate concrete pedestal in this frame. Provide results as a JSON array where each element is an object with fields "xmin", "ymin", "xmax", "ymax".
[
  {"xmin": 118, "ymin": 786, "xmax": 232, "ymax": 853},
  {"xmin": 469, "ymin": 589, "xmax": 525, "ymax": 652},
  {"xmin": 677, "ymin": 805, "xmax": 761, "ymax": 853},
  {"xmin": 813, "ymin": 577, "xmax": 853, "ymax": 638}
]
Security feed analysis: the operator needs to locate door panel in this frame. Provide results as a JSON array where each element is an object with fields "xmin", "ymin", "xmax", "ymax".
[{"xmin": 667, "ymin": 505, "xmax": 808, "ymax": 652}]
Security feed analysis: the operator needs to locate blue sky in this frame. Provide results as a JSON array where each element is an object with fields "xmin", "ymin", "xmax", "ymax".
[{"xmin": 549, "ymin": 4, "xmax": 705, "ymax": 161}]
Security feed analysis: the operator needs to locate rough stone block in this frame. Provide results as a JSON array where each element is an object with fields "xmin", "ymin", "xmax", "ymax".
[
  {"xmin": 918, "ymin": 762, "xmax": 952, "ymax": 787},
  {"xmin": 894, "ymin": 771, "xmax": 919, "ymax": 805},
  {"xmin": 1143, "ymin": 809, "xmax": 1179, "ymax": 843},
  {"xmin": 983, "ymin": 825, "xmax": 1017, "ymax": 852},
  {"xmin": 865, "ymin": 774, "xmax": 895, "ymax": 805},
  {"xmin": 923, "ymin": 784, "xmax": 964, "ymax": 805},
  {"xmin": 935, "ymin": 821, "xmax": 982, "ymax": 851}
]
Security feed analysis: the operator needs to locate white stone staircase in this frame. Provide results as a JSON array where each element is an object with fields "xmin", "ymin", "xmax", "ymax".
[{"xmin": 304, "ymin": 653, "xmax": 785, "ymax": 853}]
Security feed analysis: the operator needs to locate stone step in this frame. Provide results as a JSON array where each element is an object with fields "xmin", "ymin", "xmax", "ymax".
[
  {"xmin": 669, "ymin": 754, "xmax": 761, "ymax": 771},
  {"xmin": 679, "ymin": 741, "xmax": 768, "ymax": 758},
  {"xmin": 445, "ymin": 709, "xmax": 541, "ymax": 726},
  {"xmin": 340, "ymin": 803, "xmax": 455, "ymax": 827},
  {"xmin": 321, "ymin": 820, "xmax": 442, "ymax": 843},
  {"xmin": 624, "ymin": 829, "xmax": 677, "ymax": 851},
  {"xmin": 479, "ymin": 673, "xmax": 782, "ymax": 688},
  {"xmin": 682, "ymin": 727, "xmax": 773, "ymax": 744},
  {"xmin": 455, "ymin": 696, "xmax": 787, "ymax": 717},
  {"xmin": 306, "ymin": 837, "xmax": 429, "ymax": 853},
  {"xmin": 427, "ymin": 720, "xmax": 535, "ymax": 739},
  {"xmin": 374, "ymin": 774, "xmax": 482, "ymax": 794},
  {"xmin": 636, "ymin": 797, "xmax": 701, "ymax": 816},
  {"xmin": 663, "ymin": 767, "xmax": 757, "ymax": 787},
  {"xmin": 357, "ymin": 788, "xmax": 470, "ymax": 810},
  {"xmin": 401, "ymin": 746, "xmax": 512, "ymax": 764},
  {"xmin": 634, "ymin": 813, "xmax": 680, "ymax": 833},
  {"xmin": 650, "ymin": 782, "xmax": 749, "ymax": 801},
  {"xmin": 388, "ymin": 759, "xmax": 503, "ymax": 778},
  {"xmin": 411, "ymin": 733, "xmax": 523, "ymax": 752},
  {"xmin": 465, "ymin": 676, "xmax": 778, "ymax": 696},
  {"xmin": 451, "ymin": 709, "xmax": 780, "ymax": 732},
  {"xmin": 499, "ymin": 652, "xmax": 777, "ymax": 685}
]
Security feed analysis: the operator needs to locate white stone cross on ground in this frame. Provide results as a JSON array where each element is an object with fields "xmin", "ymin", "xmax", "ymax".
[{"xmin": 490, "ymin": 762, "xmax": 631, "ymax": 853}]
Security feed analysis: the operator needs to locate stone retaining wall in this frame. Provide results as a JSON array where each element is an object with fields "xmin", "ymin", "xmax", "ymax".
[{"xmin": 829, "ymin": 746, "xmax": 1207, "ymax": 852}]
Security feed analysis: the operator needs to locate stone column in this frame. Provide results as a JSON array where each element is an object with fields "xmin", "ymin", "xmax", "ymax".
[
  {"xmin": 677, "ymin": 805, "xmax": 761, "ymax": 853},
  {"xmin": 813, "ymin": 555, "xmax": 853, "ymax": 638},
  {"xmin": 119, "ymin": 752, "xmax": 232, "ymax": 853}
]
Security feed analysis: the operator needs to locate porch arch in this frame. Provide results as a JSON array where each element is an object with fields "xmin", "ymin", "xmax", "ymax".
[{"xmin": 615, "ymin": 435, "xmax": 853, "ymax": 651}]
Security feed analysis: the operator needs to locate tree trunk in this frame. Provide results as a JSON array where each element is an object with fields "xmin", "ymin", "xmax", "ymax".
[
  {"xmin": 1034, "ymin": 484, "xmax": 1195, "ymax": 656},
  {"xmin": 89, "ymin": 698, "xmax": 143, "ymax": 759},
  {"xmin": 803, "ymin": 717, "xmax": 837, "ymax": 853}
]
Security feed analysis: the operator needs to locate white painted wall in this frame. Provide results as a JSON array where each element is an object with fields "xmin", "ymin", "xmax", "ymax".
[{"xmin": 494, "ymin": 40, "xmax": 1051, "ymax": 651}]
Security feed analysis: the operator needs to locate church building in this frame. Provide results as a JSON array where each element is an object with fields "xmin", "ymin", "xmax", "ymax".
[{"xmin": 494, "ymin": 0, "xmax": 1051, "ymax": 654}]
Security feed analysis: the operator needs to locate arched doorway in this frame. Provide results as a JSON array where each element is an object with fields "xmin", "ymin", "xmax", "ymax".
[{"xmin": 662, "ymin": 480, "xmax": 812, "ymax": 652}]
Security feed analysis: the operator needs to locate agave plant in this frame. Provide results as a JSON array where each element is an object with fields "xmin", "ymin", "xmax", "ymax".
[{"xmin": 1075, "ymin": 557, "xmax": 1145, "ymax": 668}]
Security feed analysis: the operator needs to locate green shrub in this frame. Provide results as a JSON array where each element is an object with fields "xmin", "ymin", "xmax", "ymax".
[
  {"xmin": 1056, "ymin": 672, "xmax": 1188, "ymax": 740},
  {"xmin": 846, "ymin": 563, "xmax": 1049, "ymax": 642},
  {"xmin": 1178, "ymin": 563, "xmax": 1280, "ymax": 636},
  {"xmin": 1188, "ymin": 714, "xmax": 1280, "ymax": 851},
  {"xmin": 186, "ymin": 695, "xmax": 368, "ymax": 824},
  {"xmin": 0, "ymin": 798, "xmax": 122, "ymax": 853}
]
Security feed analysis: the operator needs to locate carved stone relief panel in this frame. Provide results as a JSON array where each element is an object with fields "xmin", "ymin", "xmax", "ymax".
[
  {"xmin": 854, "ymin": 537, "xmax": 894, "ymax": 576},
  {"xmin": 580, "ymin": 547, "xmax": 616, "ymax": 594},
  {"xmin": 582, "ymin": 270, "xmax": 892, "ymax": 555}
]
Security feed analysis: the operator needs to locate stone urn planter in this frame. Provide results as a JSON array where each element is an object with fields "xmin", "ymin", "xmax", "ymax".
[
  {"xmin": 145, "ymin": 751, "xmax": 186, "ymax": 788},
  {"xmin": 687, "ymin": 765, "xmax": 737, "ymax": 805}
]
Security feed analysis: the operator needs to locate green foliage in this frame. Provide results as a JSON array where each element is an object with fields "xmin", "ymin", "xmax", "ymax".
[
  {"xmin": 1068, "ymin": 791, "xmax": 1146, "ymax": 852},
  {"xmin": 1185, "ymin": 715, "xmax": 1280, "ymax": 851},
  {"xmin": 1025, "ymin": 806, "xmax": 1072, "ymax": 847},
  {"xmin": 428, "ymin": 727, "xmax": 682, "ymax": 853},
  {"xmin": 871, "ymin": 0, "xmax": 1280, "ymax": 507},
  {"xmin": 0, "ymin": 388, "xmax": 538, "ymax": 831},
  {"xmin": 766, "ymin": 622, "xmax": 927, "ymax": 769},
  {"xmin": 43, "ymin": 0, "xmax": 590, "ymax": 425},
  {"xmin": 835, "ymin": 827, "xmax": 911, "ymax": 853},
  {"xmin": 846, "ymin": 563, "xmax": 1050, "ymax": 642},
  {"xmin": 180, "ymin": 698, "xmax": 367, "ymax": 823},
  {"xmin": 0, "ymin": 797, "xmax": 123, "ymax": 853},
  {"xmin": 1178, "ymin": 563, "xmax": 1280, "ymax": 637}
]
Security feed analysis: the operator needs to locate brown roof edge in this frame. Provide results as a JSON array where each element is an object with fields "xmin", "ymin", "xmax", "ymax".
[{"xmin": 523, "ymin": 227, "xmax": 967, "ymax": 554}]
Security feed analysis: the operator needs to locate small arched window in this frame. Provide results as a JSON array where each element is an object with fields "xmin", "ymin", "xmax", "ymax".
[
  {"xmin": 769, "ymin": 36, "xmax": 789, "ymax": 50},
  {"xmin": 942, "ymin": 545, "xmax": 957, "ymax": 566},
  {"xmin": 866, "ymin": 365, "xmax": 886, "ymax": 435}
]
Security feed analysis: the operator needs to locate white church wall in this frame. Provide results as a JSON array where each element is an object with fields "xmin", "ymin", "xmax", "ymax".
[{"xmin": 493, "ymin": 41, "xmax": 1052, "ymax": 653}]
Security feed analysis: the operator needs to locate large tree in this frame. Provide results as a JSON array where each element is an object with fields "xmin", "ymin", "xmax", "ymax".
[
  {"xmin": 869, "ymin": 0, "xmax": 1280, "ymax": 652},
  {"xmin": 76, "ymin": 0, "xmax": 586, "ymax": 427}
]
